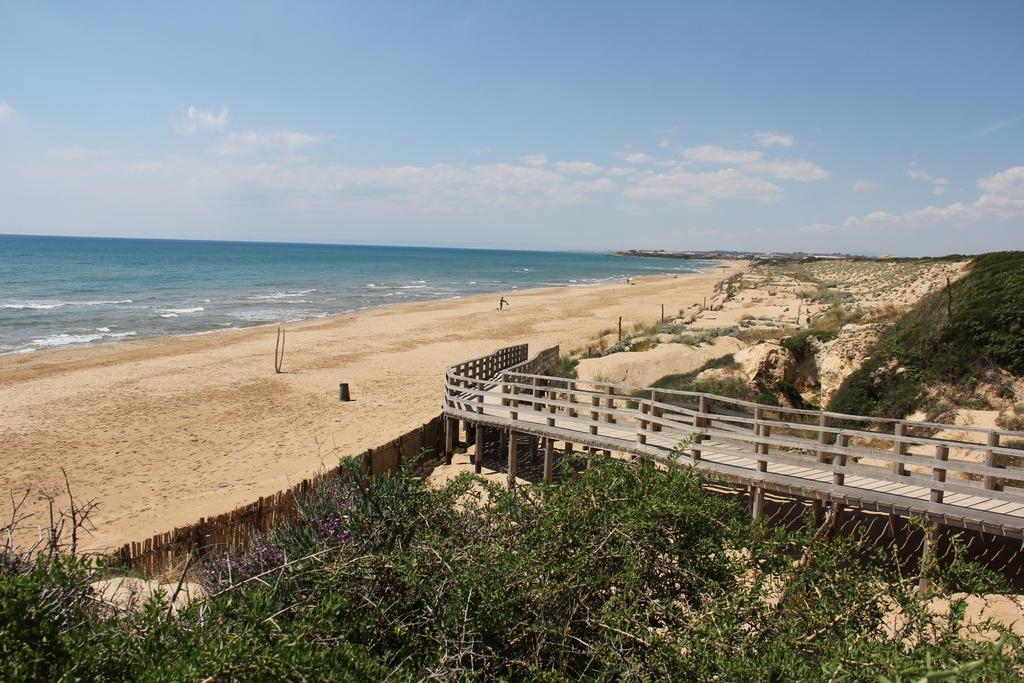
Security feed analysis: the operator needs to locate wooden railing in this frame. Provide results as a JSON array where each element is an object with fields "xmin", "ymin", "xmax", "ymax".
[{"xmin": 442, "ymin": 361, "xmax": 1024, "ymax": 538}]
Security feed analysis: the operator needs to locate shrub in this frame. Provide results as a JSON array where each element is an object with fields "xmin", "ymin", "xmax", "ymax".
[
  {"xmin": 830, "ymin": 252, "xmax": 1024, "ymax": 418},
  {"xmin": 629, "ymin": 337, "xmax": 657, "ymax": 352},
  {"xmin": 3, "ymin": 458, "xmax": 1020, "ymax": 680},
  {"xmin": 549, "ymin": 354, "xmax": 579, "ymax": 379}
]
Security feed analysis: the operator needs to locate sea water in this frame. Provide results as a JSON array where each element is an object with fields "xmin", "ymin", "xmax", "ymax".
[{"xmin": 0, "ymin": 234, "xmax": 718, "ymax": 354}]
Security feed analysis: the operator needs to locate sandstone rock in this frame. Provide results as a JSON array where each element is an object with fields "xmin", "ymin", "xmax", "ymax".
[
  {"xmin": 734, "ymin": 342, "xmax": 796, "ymax": 390},
  {"xmin": 812, "ymin": 323, "xmax": 886, "ymax": 405}
]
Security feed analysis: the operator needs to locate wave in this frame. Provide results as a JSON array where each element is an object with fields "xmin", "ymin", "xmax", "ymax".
[
  {"xmin": 250, "ymin": 289, "xmax": 317, "ymax": 300},
  {"xmin": 1, "ymin": 299, "xmax": 133, "ymax": 310},
  {"xmin": 31, "ymin": 330, "xmax": 137, "ymax": 348},
  {"xmin": 2, "ymin": 302, "xmax": 65, "ymax": 310},
  {"xmin": 160, "ymin": 306, "xmax": 205, "ymax": 314}
]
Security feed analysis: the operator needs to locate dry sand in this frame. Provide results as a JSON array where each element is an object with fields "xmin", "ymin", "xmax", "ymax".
[{"xmin": 0, "ymin": 262, "xmax": 743, "ymax": 551}]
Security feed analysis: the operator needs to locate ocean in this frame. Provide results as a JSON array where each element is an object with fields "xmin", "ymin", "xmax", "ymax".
[{"xmin": 0, "ymin": 234, "xmax": 718, "ymax": 354}]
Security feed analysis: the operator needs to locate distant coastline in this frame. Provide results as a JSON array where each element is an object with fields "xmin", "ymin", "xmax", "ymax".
[{"xmin": 612, "ymin": 249, "xmax": 856, "ymax": 261}]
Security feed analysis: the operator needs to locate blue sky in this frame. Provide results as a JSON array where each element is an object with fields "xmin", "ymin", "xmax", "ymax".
[{"xmin": 1, "ymin": 2, "xmax": 1022, "ymax": 255}]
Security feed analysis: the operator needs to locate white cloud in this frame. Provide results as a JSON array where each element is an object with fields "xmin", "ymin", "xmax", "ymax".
[
  {"xmin": 214, "ymin": 129, "xmax": 322, "ymax": 159},
  {"xmin": 625, "ymin": 167, "xmax": 782, "ymax": 204},
  {"xmin": 175, "ymin": 105, "xmax": 229, "ymax": 135},
  {"xmin": 114, "ymin": 157, "xmax": 619, "ymax": 212},
  {"xmin": 906, "ymin": 165, "xmax": 949, "ymax": 195},
  {"xmin": 802, "ymin": 166, "xmax": 1024, "ymax": 232},
  {"xmin": 554, "ymin": 160, "xmax": 603, "ymax": 175},
  {"xmin": 853, "ymin": 179, "xmax": 879, "ymax": 192},
  {"xmin": 680, "ymin": 144, "xmax": 829, "ymax": 181},
  {"xmin": 617, "ymin": 150, "xmax": 655, "ymax": 163},
  {"xmin": 520, "ymin": 153, "xmax": 547, "ymax": 166},
  {"xmin": 742, "ymin": 158, "xmax": 829, "ymax": 181},
  {"xmin": 0, "ymin": 101, "xmax": 15, "ymax": 121},
  {"xmin": 754, "ymin": 131, "xmax": 795, "ymax": 147},
  {"xmin": 606, "ymin": 167, "xmax": 636, "ymax": 177},
  {"xmin": 681, "ymin": 145, "xmax": 762, "ymax": 164}
]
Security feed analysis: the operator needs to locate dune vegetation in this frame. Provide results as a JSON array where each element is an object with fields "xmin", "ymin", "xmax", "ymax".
[
  {"xmin": 829, "ymin": 252, "xmax": 1024, "ymax": 418},
  {"xmin": 3, "ymin": 456, "xmax": 1022, "ymax": 681}
]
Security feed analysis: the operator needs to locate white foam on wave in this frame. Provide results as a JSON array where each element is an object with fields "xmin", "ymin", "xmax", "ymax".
[
  {"xmin": 31, "ymin": 330, "xmax": 137, "ymax": 348},
  {"xmin": 2, "ymin": 302, "xmax": 64, "ymax": 310},
  {"xmin": 2, "ymin": 299, "xmax": 133, "ymax": 310},
  {"xmin": 250, "ymin": 289, "xmax": 317, "ymax": 300},
  {"xmin": 160, "ymin": 306, "xmax": 205, "ymax": 314},
  {"xmin": 160, "ymin": 313, "xmax": 178, "ymax": 318}
]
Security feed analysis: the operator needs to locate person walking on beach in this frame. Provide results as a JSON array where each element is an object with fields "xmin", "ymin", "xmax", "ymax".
[{"xmin": 498, "ymin": 297, "xmax": 510, "ymax": 311}]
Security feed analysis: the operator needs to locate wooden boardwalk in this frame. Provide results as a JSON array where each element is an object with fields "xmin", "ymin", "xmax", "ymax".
[{"xmin": 443, "ymin": 344, "xmax": 1024, "ymax": 540}]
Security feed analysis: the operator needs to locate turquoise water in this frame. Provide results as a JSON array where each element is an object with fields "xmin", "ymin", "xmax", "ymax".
[{"xmin": 0, "ymin": 235, "xmax": 717, "ymax": 354}]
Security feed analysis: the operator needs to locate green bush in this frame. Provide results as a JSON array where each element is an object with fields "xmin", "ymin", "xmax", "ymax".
[
  {"xmin": 2, "ymin": 458, "xmax": 1021, "ymax": 680},
  {"xmin": 830, "ymin": 252, "xmax": 1024, "ymax": 418}
]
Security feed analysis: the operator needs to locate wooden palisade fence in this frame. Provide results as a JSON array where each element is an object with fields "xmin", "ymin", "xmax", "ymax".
[{"xmin": 118, "ymin": 416, "xmax": 444, "ymax": 576}]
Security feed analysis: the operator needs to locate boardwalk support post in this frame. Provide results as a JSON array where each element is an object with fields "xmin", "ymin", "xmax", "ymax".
[
  {"xmin": 507, "ymin": 431, "xmax": 518, "ymax": 489},
  {"xmin": 693, "ymin": 395, "xmax": 707, "ymax": 462},
  {"xmin": 444, "ymin": 417, "xmax": 456, "ymax": 464},
  {"xmin": 544, "ymin": 438, "xmax": 554, "ymax": 483},
  {"xmin": 831, "ymin": 432, "xmax": 850, "ymax": 537},
  {"xmin": 812, "ymin": 413, "xmax": 829, "ymax": 525},
  {"xmin": 475, "ymin": 425, "xmax": 484, "ymax": 474}
]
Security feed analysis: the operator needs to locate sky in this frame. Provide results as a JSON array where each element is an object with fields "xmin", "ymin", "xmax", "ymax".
[{"xmin": 1, "ymin": 2, "xmax": 1022, "ymax": 255}]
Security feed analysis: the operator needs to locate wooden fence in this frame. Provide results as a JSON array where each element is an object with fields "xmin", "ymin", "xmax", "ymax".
[{"xmin": 117, "ymin": 415, "xmax": 445, "ymax": 576}]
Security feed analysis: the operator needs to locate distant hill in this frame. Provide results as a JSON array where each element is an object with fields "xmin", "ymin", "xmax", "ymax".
[{"xmin": 828, "ymin": 251, "xmax": 1024, "ymax": 418}]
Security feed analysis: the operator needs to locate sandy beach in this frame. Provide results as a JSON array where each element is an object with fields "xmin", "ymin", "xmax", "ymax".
[{"xmin": 1, "ymin": 263, "xmax": 743, "ymax": 551}]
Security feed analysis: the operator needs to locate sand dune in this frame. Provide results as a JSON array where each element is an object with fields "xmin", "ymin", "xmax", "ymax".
[{"xmin": 0, "ymin": 263, "xmax": 743, "ymax": 551}]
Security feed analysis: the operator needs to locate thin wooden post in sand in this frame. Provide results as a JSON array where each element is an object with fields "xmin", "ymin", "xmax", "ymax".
[
  {"xmin": 274, "ymin": 327, "xmax": 286, "ymax": 373},
  {"xmin": 618, "ymin": 316, "xmax": 622, "ymax": 342}
]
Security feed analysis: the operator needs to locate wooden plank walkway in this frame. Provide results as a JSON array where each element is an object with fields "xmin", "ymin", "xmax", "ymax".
[{"xmin": 443, "ymin": 344, "xmax": 1024, "ymax": 539}]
